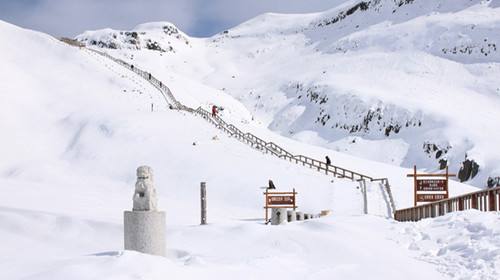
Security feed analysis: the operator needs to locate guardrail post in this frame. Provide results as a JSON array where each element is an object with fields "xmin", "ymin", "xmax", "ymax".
[
  {"xmin": 472, "ymin": 194, "xmax": 478, "ymax": 209},
  {"xmin": 489, "ymin": 190, "xmax": 497, "ymax": 211}
]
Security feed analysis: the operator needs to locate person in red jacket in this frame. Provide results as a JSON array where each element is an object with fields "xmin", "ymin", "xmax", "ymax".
[{"xmin": 211, "ymin": 105, "xmax": 218, "ymax": 117}]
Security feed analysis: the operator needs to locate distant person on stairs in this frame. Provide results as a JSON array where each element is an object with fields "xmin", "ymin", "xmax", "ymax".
[
  {"xmin": 325, "ymin": 156, "xmax": 331, "ymax": 166},
  {"xmin": 211, "ymin": 105, "xmax": 218, "ymax": 118},
  {"xmin": 267, "ymin": 179, "xmax": 276, "ymax": 190}
]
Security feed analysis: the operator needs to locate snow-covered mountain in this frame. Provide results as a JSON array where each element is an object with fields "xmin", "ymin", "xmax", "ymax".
[
  {"xmin": 76, "ymin": 0, "xmax": 500, "ymax": 188},
  {"xmin": 76, "ymin": 22, "xmax": 191, "ymax": 52},
  {"xmin": 1, "ymin": 1, "xmax": 500, "ymax": 279}
]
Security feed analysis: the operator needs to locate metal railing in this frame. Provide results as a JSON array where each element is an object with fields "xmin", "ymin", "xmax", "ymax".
[
  {"xmin": 394, "ymin": 186, "xmax": 500, "ymax": 221},
  {"xmin": 86, "ymin": 47, "xmax": 396, "ymax": 215}
]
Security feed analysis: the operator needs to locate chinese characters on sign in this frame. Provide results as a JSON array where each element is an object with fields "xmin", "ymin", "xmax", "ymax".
[
  {"xmin": 416, "ymin": 194, "xmax": 446, "ymax": 202},
  {"xmin": 267, "ymin": 195, "xmax": 295, "ymax": 205},
  {"xmin": 416, "ymin": 179, "xmax": 447, "ymax": 192}
]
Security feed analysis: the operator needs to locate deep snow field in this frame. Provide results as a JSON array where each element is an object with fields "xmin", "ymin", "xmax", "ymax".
[
  {"xmin": 1, "ymin": 1, "xmax": 500, "ymax": 279},
  {"xmin": 77, "ymin": 0, "xmax": 500, "ymax": 187}
]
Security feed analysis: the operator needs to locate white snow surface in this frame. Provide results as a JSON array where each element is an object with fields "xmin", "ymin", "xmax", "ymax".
[
  {"xmin": 76, "ymin": 0, "xmax": 500, "ymax": 187},
  {"xmin": 1, "ymin": 1, "xmax": 500, "ymax": 278}
]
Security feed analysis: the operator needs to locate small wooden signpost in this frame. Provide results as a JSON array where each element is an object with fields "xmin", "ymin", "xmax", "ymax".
[
  {"xmin": 407, "ymin": 165, "xmax": 455, "ymax": 206},
  {"xmin": 264, "ymin": 189, "xmax": 297, "ymax": 222}
]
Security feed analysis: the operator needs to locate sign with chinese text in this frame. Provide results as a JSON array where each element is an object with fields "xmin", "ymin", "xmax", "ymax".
[{"xmin": 416, "ymin": 179, "xmax": 447, "ymax": 192}]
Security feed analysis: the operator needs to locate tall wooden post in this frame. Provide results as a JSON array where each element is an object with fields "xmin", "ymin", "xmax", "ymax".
[
  {"xmin": 293, "ymin": 188, "xmax": 296, "ymax": 210},
  {"xmin": 445, "ymin": 166, "xmax": 449, "ymax": 199},
  {"xmin": 413, "ymin": 165, "xmax": 417, "ymax": 207},
  {"xmin": 489, "ymin": 190, "xmax": 497, "ymax": 211},
  {"xmin": 265, "ymin": 189, "xmax": 269, "ymax": 223},
  {"xmin": 200, "ymin": 182, "xmax": 207, "ymax": 225}
]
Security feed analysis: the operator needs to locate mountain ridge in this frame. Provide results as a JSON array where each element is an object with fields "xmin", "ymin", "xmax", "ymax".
[{"xmin": 75, "ymin": 0, "xmax": 500, "ymax": 187}]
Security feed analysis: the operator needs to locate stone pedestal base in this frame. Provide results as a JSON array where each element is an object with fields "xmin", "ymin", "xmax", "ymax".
[{"xmin": 124, "ymin": 211, "xmax": 166, "ymax": 256}]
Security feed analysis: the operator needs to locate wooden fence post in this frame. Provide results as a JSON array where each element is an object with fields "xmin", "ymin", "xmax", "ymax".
[
  {"xmin": 200, "ymin": 182, "xmax": 207, "ymax": 225},
  {"xmin": 489, "ymin": 190, "xmax": 497, "ymax": 211},
  {"xmin": 472, "ymin": 194, "xmax": 478, "ymax": 209}
]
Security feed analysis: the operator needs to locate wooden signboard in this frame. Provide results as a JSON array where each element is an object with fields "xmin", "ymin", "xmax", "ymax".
[
  {"xmin": 407, "ymin": 166, "xmax": 455, "ymax": 206},
  {"xmin": 416, "ymin": 194, "xmax": 447, "ymax": 202},
  {"xmin": 416, "ymin": 179, "xmax": 447, "ymax": 192},
  {"xmin": 264, "ymin": 189, "xmax": 297, "ymax": 222},
  {"xmin": 267, "ymin": 195, "xmax": 295, "ymax": 205}
]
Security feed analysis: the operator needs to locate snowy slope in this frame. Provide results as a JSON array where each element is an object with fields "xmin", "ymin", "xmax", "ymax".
[
  {"xmin": 76, "ymin": 0, "xmax": 500, "ymax": 188},
  {"xmin": 1, "ymin": 2, "xmax": 500, "ymax": 279}
]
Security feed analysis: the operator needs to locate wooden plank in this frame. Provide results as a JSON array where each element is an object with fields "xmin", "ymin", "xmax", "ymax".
[
  {"xmin": 263, "ymin": 191, "xmax": 297, "ymax": 195},
  {"xmin": 407, "ymin": 173, "xmax": 456, "ymax": 177},
  {"xmin": 413, "ymin": 165, "xmax": 417, "ymax": 207}
]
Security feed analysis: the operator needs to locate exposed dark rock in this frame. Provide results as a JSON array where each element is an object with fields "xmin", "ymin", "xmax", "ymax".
[
  {"xmin": 316, "ymin": 1, "xmax": 371, "ymax": 28},
  {"xmin": 439, "ymin": 159, "xmax": 448, "ymax": 170},
  {"xmin": 145, "ymin": 40, "xmax": 166, "ymax": 52},
  {"xmin": 124, "ymin": 31, "xmax": 138, "ymax": 39},
  {"xmin": 435, "ymin": 150, "xmax": 442, "ymax": 159},
  {"xmin": 395, "ymin": 0, "xmax": 415, "ymax": 7},
  {"xmin": 487, "ymin": 177, "xmax": 500, "ymax": 188},
  {"xmin": 287, "ymin": 82, "xmax": 422, "ymax": 137},
  {"xmin": 422, "ymin": 142, "xmax": 450, "ymax": 161},
  {"xmin": 458, "ymin": 159, "xmax": 480, "ymax": 182}
]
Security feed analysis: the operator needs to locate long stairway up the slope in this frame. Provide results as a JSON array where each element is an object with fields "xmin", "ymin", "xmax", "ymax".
[{"xmin": 85, "ymin": 47, "xmax": 397, "ymax": 216}]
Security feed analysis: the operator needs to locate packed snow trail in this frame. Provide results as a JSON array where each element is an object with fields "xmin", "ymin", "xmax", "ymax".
[{"xmin": 84, "ymin": 46, "xmax": 396, "ymax": 217}]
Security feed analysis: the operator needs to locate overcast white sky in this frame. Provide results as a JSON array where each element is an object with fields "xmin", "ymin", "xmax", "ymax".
[{"xmin": 0, "ymin": 0, "xmax": 345, "ymax": 37}]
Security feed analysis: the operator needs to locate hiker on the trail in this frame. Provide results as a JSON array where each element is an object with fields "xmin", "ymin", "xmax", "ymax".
[
  {"xmin": 131, "ymin": 64, "xmax": 134, "ymax": 70},
  {"xmin": 159, "ymin": 81, "xmax": 162, "ymax": 87},
  {"xmin": 326, "ymin": 156, "xmax": 331, "ymax": 166},
  {"xmin": 211, "ymin": 105, "xmax": 218, "ymax": 117},
  {"xmin": 148, "ymin": 73, "xmax": 151, "ymax": 80},
  {"xmin": 267, "ymin": 179, "xmax": 276, "ymax": 190}
]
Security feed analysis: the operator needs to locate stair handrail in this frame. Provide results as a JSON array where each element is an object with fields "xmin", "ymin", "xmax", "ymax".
[{"xmin": 86, "ymin": 47, "xmax": 396, "ymax": 216}]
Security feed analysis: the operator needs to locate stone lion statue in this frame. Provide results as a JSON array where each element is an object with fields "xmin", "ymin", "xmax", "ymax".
[{"xmin": 133, "ymin": 166, "xmax": 158, "ymax": 211}]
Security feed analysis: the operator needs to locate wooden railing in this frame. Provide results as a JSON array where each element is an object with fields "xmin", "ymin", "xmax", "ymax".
[
  {"xmin": 85, "ymin": 47, "xmax": 397, "ymax": 215},
  {"xmin": 394, "ymin": 186, "xmax": 500, "ymax": 222}
]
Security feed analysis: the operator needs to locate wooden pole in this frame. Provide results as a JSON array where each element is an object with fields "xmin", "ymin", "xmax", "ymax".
[
  {"xmin": 414, "ymin": 165, "xmax": 417, "ymax": 207},
  {"xmin": 265, "ymin": 189, "xmax": 269, "ymax": 223},
  {"xmin": 293, "ymin": 188, "xmax": 296, "ymax": 210},
  {"xmin": 445, "ymin": 166, "xmax": 449, "ymax": 199},
  {"xmin": 200, "ymin": 182, "xmax": 207, "ymax": 225}
]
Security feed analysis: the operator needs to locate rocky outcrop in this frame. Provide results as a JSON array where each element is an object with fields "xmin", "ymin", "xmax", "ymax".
[
  {"xmin": 458, "ymin": 159, "xmax": 480, "ymax": 182},
  {"xmin": 75, "ymin": 23, "xmax": 190, "ymax": 53},
  {"xmin": 487, "ymin": 177, "xmax": 500, "ymax": 188},
  {"xmin": 422, "ymin": 142, "xmax": 451, "ymax": 169},
  {"xmin": 286, "ymin": 82, "xmax": 423, "ymax": 137}
]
